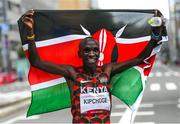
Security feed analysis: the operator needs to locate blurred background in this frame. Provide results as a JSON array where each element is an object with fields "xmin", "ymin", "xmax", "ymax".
[{"xmin": 0, "ymin": 0, "xmax": 180, "ymax": 124}]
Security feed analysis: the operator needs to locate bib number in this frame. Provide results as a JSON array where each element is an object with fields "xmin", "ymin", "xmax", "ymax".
[{"xmin": 80, "ymin": 92, "xmax": 110, "ymax": 114}]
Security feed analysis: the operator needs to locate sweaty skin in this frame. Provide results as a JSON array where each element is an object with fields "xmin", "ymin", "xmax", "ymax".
[{"xmin": 22, "ymin": 10, "xmax": 163, "ymax": 123}]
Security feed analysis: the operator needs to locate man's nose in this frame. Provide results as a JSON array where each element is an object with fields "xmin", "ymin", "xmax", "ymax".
[{"xmin": 89, "ymin": 50, "xmax": 95, "ymax": 56}]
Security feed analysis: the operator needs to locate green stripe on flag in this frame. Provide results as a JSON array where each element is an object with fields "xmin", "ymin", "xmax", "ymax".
[
  {"xmin": 27, "ymin": 82, "xmax": 71, "ymax": 117},
  {"xmin": 110, "ymin": 67, "xmax": 143, "ymax": 106}
]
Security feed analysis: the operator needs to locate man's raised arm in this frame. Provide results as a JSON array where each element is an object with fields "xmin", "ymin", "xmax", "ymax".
[
  {"xmin": 104, "ymin": 11, "xmax": 165, "ymax": 76},
  {"xmin": 22, "ymin": 10, "xmax": 75, "ymax": 79}
]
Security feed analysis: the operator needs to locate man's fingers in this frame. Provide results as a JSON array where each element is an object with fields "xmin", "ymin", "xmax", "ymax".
[
  {"xmin": 25, "ymin": 12, "xmax": 34, "ymax": 17},
  {"xmin": 26, "ymin": 9, "xmax": 34, "ymax": 14},
  {"xmin": 22, "ymin": 11, "xmax": 34, "ymax": 22},
  {"xmin": 24, "ymin": 17, "xmax": 33, "ymax": 23},
  {"xmin": 22, "ymin": 10, "xmax": 34, "ymax": 19},
  {"xmin": 22, "ymin": 16, "xmax": 33, "ymax": 23},
  {"xmin": 27, "ymin": 10, "xmax": 34, "ymax": 16},
  {"xmin": 22, "ymin": 16, "xmax": 33, "ymax": 30}
]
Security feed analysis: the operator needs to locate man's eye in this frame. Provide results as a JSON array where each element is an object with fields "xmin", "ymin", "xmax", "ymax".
[
  {"xmin": 93, "ymin": 48, "xmax": 99, "ymax": 52},
  {"xmin": 84, "ymin": 48, "xmax": 90, "ymax": 53}
]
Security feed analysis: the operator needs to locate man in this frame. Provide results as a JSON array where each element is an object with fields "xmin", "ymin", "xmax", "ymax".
[{"xmin": 22, "ymin": 10, "xmax": 164, "ymax": 123}]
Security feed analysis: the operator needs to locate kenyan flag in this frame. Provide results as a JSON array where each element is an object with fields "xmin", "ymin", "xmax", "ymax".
[{"xmin": 18, "ymin": 10, "xmax": 167, "ymax": 117}]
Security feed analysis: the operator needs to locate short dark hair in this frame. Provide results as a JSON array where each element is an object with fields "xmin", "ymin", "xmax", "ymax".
[{"xmin": 79, "ymin": 37, "xmax": 98, "ymax": 50}]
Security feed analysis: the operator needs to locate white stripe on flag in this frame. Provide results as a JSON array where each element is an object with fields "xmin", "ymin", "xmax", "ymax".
[
  {"xmin": 161, "ymin": 36, "xmax": 168, "ymax": 42},
  {"xmin": 23, "ymin": 35, "xmax": 168, "ymax": 51},
  {"xmin": 23, "ymin": 34, "xmax": 88, "ymax": 51},
  {"xmin": 30, "ymin": 77, "xmax": 66, "ymax": 91},
  {"xmin": 116, "ymin": 36, "xmax": 168, "ymax": 44},
  {"xmin": 99, "ymin": 30, "xmax": 103, "ymax": 52},
  {"xmin": 102, "ymin": 29, "xmax": 107, "ymax": 52},
  {"xmin": 116, "ymin": 36, "xmax": 150, "ymax": 44}
]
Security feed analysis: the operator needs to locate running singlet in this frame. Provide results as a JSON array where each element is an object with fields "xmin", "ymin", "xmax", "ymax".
[{"xmin": 71, "ymin": 67, "xmax": 112, "ymax": 123}]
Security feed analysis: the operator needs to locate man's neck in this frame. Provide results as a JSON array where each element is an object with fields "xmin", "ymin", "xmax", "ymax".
[{"xmin": 83, "ymin": 64, "xmax": 97, "ymax": 76}]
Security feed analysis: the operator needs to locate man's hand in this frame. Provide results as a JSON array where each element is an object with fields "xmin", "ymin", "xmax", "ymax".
[
  {"xmin": 150, "ymin": 10, "xmax": 166, "ymax": 41},
  {"xmin": 22, "ymin": 10, "xmax": 34, "ymax": 35}
]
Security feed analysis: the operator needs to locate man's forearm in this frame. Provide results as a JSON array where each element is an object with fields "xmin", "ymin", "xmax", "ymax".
[
  {"xmin": 137, "ymin": 38, "xmax": 158, "ymax": 60},
  {"xmin": 137, "ymin": 14, "xmax": 163, "ymax": 60},
  {"xmin": 28, "ymin": 40, "xmax": 41, "ymax": 66}
]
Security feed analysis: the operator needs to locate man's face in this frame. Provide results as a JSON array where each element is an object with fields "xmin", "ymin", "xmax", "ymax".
[{"xmin": 79, "ymin": 40, "xmax": 100, "ymax": 65}]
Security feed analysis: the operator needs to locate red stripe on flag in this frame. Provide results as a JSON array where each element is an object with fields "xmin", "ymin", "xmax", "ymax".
[
  {"xmin": 25, "ymin": 39, "xmax": 83, "ymax": 85},
  {"xmin": 25, "ymin": 29, "xmax": 153, "ymax": 86},
  {"xmin": 116, "ymin": 42, "xmax": 148, "ymax": 62},
  {"xmin": 139, "ymin": 54, "xmax": 156, "ymax": 76}
]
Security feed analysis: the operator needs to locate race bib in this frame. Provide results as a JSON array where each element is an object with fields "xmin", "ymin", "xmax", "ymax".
[{"xmin": 80, "ymin": 92, "xmax": 111, "ymax": 114}]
